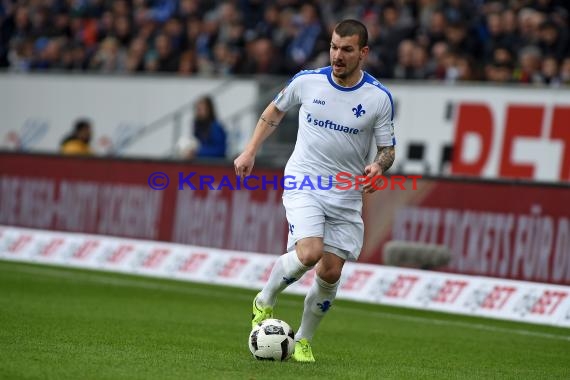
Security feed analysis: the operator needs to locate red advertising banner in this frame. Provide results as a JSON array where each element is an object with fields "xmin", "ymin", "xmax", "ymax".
[
  {"xmin": 362, "ymin": 179, "xmax": 570, "ymax": 285},
  {"xmin": 1, "ymin": 152, "xmax": 569, "ymax": 284},
  {"xmin": 451, "ymin": 103, "xmax": 570, "ymax": 181},
  {"xmin": 0, "ymin": 153, "xmax": 287, "ymax": 254}
]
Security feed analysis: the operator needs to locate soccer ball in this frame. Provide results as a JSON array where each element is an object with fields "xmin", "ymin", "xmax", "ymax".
[{"xmin": 248, "ymin": 319, "xmax": 295, "ymax": 361}]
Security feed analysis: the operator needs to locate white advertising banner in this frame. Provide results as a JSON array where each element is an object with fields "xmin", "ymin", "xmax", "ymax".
[
  {"xmin": 1, "ymin": 226, "xmax": 569, "ymax": 328},
  {"xmin": 391, "ymin": 84, "xmax": 570, "ymax": 182},
  {"xmin": 0, "ymin": 74, "xmax": 258, "ymax": 158},
  {"xmin": 1, "ymin": 74, "xmax": 569, "ymax": 183}
]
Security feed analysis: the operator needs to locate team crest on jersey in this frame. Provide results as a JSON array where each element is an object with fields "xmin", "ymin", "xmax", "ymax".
[{"xmin": 352, "ymin": 104, "xmax": 366, "ymax": 118}]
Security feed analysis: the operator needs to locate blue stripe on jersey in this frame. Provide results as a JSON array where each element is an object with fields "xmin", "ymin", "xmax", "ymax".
[
  {"xmin": 287, "ymin": 67, "xmax": 328, "ymax": 85},
  {"xmin": 324, "ymin": 66, "xmax": 367, "ymax": 92},
  {"xmin": 364, "ymin": 73, "xmax": 395, "ymax": 121},
  {"xmin": 273, "ymin": 67, "xmax": 328, "ymax": 102}
]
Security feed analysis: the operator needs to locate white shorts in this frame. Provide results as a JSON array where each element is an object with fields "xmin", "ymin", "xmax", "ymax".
[{"xmin": 282, "ymin": 190, "xmax": 364, "ymax": 261}]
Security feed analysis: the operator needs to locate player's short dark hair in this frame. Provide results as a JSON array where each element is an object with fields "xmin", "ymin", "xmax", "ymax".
[{"xmin": 333, "ymin": 19, "xmax": 368, "ymax": 48}]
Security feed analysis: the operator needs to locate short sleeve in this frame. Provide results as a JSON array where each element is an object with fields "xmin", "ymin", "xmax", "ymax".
[
  {"xmin": 374, "ymin": 91, "xmax": 396, "ymax": 147},
  {"xmin": 272, "ymin": 73, "xmax": 304, "ymax": 112}
]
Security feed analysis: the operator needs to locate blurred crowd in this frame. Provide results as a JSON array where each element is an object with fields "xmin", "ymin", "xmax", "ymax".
[{"xmin": 1, "ymin": 0, "xmax": 569, "ymax": 85}]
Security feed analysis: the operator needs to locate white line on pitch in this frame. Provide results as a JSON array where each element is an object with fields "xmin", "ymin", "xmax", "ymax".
[{"xmin": 335, "ymin": 305, "xmax": 570, "ymax": 342}]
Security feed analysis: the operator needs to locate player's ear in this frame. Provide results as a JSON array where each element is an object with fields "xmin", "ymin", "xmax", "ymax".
[{"xmin": 360, "ymin": 46, "xmax": 369, "ymax": 60}]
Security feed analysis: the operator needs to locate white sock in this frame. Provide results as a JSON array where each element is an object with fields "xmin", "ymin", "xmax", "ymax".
[
  {"xmin": 258, "ymin": 250, "xmax": 311, "ymax": 307},
  {"xmin": 295, "ymin": 275, "xmax": 339, "ymax": 342}
]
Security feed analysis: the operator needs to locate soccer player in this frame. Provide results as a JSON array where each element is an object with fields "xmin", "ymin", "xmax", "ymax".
[{"xmin": 234, "ymin": 19, "xmax": 396, "ymax": 362}]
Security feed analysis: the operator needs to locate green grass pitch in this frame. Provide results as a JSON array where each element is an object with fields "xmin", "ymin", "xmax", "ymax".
[{"xmin": 1, "ymin": 260, "xmax": 569, "ymax": 380}]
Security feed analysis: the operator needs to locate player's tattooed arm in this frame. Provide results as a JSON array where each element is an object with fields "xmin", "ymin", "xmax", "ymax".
[
  {"xmin": 259, "ymin": 114, "xmax": 279, "ymax": 128},
  {"xmin": 374, "ymin": 146, "xmax": 395, "ymax": 174},
  {"xmin": 235, "ymin": 103, "xmax": 284, "ymax": 177}
]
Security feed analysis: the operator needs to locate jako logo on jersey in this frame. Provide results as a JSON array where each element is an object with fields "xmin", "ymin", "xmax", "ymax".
[
  {"xmin": 306, "ymin": 113, "xmax": 359, "ymax": 135},
  {"xmin": 352, "ymin": 104, "xmax": 366, "ymax": 118},
  {"xmin": 313, "ymin": 98, "xmax": 326, "ymax": 105}
]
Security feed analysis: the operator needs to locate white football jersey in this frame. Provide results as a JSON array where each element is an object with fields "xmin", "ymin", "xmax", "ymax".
[{"xmin": 273, "ymin": 66, "xmax": 396, "ymax": 199}]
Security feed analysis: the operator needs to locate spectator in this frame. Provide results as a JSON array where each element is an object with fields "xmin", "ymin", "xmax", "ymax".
[
  {"xmin": 68, "ymin": 42, "xmax": 90, "ymax": 71},
  {"xmin": 379, "ymin": 0, "xmax": 416, "ymax": 75},
  {"xmin": 144, "ymin": 0, "xmax": 177, "ymax": 23},
  {"xmin": 514, "ymin": 45, "xmax": 543, "ymax": 83},
  {"xmin": 560, "ymin": 56, "xmax": 570, "ymax": 85},
  {"xmin": 517, "ymin": 7, "xmax": 545, "ymax": 46},
  {"xmin": 7, "ymin": 37, "xmax": 34, "ymax": 71},
  {"xmin": 88, "ymin": 36, "xmax": 125, "ymax": 72},
  {"xmin": 154, "ymin": 33, "xmax": 179, "ymax": 72},
  {"xmin": 32, "ymin": 37, "xmax": 66, "ymax": 70},
  {"xmin": 537, "ymin": 20, "xmax": 568, "ymax": 61},
  {"xmin": 539, "ymin": 55, "xmax": 561, "ymax": 86},
  {"xmin": 125, "ymin": 37, "xmax": 147, "ymax": 73},
  {"xmin": 393, "ymin": 39, "xmax": 416, "ymax": 79},
  {"xmin": 485, "ymin": 60, "xmax": 514, "ymax": 83},
  {"xmin": 284, "ymin": 3, "xmax": 325, "ymax": 72},
  {"xmin": 425, "ymin": 10, "xmax": 447, "ymax": 50},
  {"xmin": 500, "ymin": 8, "xmax": 524, "ymax": 54},
  {"xmin": 427, "ymin": 41, "xmax": 449, "ymax": 79},
  {"xmin": 361, "ymin": 14, "xmax": 386, "ymax": 75},
  {"xmin": 441, "ymin": 50, "xmax": 460, "ymax": 83},
  {"xmin": 212, "ymin": 42, "xmax": 240, "ymax": 75},
  {"xmin": 482, "ymin": 12, "xmax": 505, "ymax": 62},
  {"xmin": 0, "ymin": 0, "xmax": 569, "ymax": 85},
  {"xmin": 445, "ymin": 21, "xmax": 481, "ymax": 59},
  {"xmin": 178, "ymin": 0, "xmax": 202, "ymax": 20},
  {"xmin": 112, "ymin": 15, "xmax": 132, "ymax": 48},
  {"xmin": 60, "ymin": 119, "xmax": 93, "ymax": 155},
  {"xmin": 239, "ymin": 37, "xmax": 283, "ymax": 74},
  {"xmin": 178, "ymin": 49, "xmax": 197, "ymax": 75},
  {"xmin": 253, "ymin": 4, "xmax": 281, "ymax": 41},
  {"xmin": 194, "ymin": 16, "xmax": 218, "ymax": 74},
  {"xmin": 183, "ymin": 17, "xmax": 203, "ymax": 51},
  {"xmin": 454, "ymin": 55, "xmax": 476, "ymax": 81},
  {"xmin": 182, "ymin": 96, "xmax": 227, "ymax": 159},
  {"xmin": 443, "ymin": 0, "xmax": 475, "ymax": 25},
  {"xmin": 163, "ymin": 18, "xmax": 184, "ymax": 51}
]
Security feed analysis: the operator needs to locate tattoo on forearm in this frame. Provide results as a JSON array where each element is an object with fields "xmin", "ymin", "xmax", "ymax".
[
  {"xmin": 375, "ymin": 146, "xmax": 395, "ymax": 173},
  {"xmin": 260, "ymin": 114, "xmax": 279, "ymax": 128}
]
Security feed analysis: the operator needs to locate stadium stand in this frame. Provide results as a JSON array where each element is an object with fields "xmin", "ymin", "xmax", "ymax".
[{"xmin": 1, "ymin": 0, "xmax": 569, "ymax": 85}]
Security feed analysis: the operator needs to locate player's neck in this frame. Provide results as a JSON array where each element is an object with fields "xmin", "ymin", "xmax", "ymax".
[{"xmin": 332, "ymin": 70, "xmax": 363, "ymax": 88}]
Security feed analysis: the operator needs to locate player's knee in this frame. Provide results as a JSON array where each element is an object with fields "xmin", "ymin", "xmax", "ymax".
[
  {"xmin": 316, "ymin": 252, "xmax": 345, "ymax": 284},
  {"xmin": 297, "ymin": 249, "xmax": 322, "ymax": 267},
  {"xmin": 316, "ymin": 265, "xmax": 342, "ymax": 284},
  {"xmin": 295, "ymin": 239, "xmax": 323, "ymax": 267}
]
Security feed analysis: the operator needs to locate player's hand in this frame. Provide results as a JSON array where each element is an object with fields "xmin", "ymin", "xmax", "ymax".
[
  {"xmin": 362, "ymin": 162, "xmax": 383, "ymax": 194},
  {"xmin": 234, "ymin": 151, "xmax": 255, "ymax": 177}
]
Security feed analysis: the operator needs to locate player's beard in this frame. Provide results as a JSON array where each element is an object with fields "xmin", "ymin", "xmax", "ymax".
[{"xmin": 332, "ymin": 59, "xmax": 359, "ymax": 81}]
